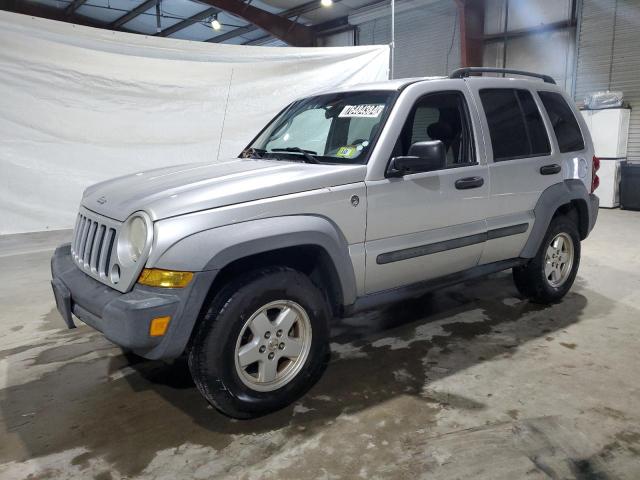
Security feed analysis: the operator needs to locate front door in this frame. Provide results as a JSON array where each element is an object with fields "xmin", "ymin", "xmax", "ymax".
[{"xmin": 364, "ymin": 86, "xmax": 489, "ymax": 294}]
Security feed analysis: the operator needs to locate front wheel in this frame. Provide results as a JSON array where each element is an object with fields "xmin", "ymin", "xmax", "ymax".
[
  {"xmin": 188, "ymin": 266, "xmax": 330, "ymax": 418},
  {"xmin": 513, "ymin": 215, "xmax": 581, "ymax": 304}
]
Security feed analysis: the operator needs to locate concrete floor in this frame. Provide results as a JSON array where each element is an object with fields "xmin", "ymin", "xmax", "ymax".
[{"xmin": 1, "ymin": 209, "xmax": 639, "ymax": 479}]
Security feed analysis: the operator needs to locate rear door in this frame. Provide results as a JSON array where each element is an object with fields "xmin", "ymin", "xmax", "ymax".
[
  {"xmin": 536, "ymin": 89, "xmax": 592, "ymax": 192},
  {"xmin": 466, "ymin": 79, "xmax": 560, "ymax": 264}
]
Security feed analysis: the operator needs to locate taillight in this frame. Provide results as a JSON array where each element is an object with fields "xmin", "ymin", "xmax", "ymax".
[{"xmin": 591, "ymin": 156, "xmax": 600, "ymax": 193}]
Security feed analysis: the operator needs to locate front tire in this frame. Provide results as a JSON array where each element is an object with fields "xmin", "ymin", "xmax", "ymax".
[
  {"xmin": 188, "ymin": 266, "xmax": 330, "ymax": 419},
  {"xmin": 513, "ymin": 215, "xmax": 581, "ymax": 304}
]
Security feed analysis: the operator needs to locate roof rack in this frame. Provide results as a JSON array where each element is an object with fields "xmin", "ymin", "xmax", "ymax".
[{"xmin": 449, "ymin": 67, "xmax": 556, "ymax": 85}]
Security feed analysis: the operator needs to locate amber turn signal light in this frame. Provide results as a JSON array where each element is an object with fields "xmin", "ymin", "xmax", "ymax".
[
  {"xmin": 149, "ymin": 316, "xmax": 171, "ymax": 337},
  {"xmin": 138, "ymin": 268, "xmax": 193, "ymax": 288}
]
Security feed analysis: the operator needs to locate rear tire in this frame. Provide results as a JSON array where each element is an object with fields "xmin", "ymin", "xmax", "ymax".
[
  {"xmin": 513, "ymin": 215, "xmax": 581, "ymax": 304},
  {"xmin": 188, "ymin": 266, "xmax": 330, "ymax": 419}
]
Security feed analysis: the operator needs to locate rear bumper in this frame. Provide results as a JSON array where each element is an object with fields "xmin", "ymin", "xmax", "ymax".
[
  {"xmin": 588, "ymin": 193, "xmax": 599, "ymax": 234},
  {"xmin": 51, "ymin": 244, "xmax": 215, "ymax": 359}
]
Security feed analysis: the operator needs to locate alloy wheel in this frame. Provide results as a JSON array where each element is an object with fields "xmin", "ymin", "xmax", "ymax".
[
  {"xmin": 234, "ymin": 300, "xmax": 312, "ymax": 392},
  {"xmin": 544, "ymin": 232, "xmax": 574, "ymax": 288}
]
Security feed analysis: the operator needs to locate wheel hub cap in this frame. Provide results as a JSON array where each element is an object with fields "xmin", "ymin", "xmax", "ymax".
[
  {"xmin": 544, "ymin": 232, "xmax": 574, "ymax": 288},
  {"xmin": 234, "ymin": 300, "xmax": 312, "ymax": 392}
]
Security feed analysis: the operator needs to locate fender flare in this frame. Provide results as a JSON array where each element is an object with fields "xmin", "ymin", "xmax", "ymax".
[
  {"xmin": 154, "ymin": 215, "xmax": 358, "ymax": 306},
  {"xmin": 520, "ymin": 179, "xmax": 593, "ymax": 258}
]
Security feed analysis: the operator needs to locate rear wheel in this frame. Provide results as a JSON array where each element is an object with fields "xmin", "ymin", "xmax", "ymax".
[
  {"xmin": 188, "ymin": 266, "xmax": 330, "ymax": 418},
  {"xmin": 513, "ymin": 215, "xmax": 581, "ymax": 304}
]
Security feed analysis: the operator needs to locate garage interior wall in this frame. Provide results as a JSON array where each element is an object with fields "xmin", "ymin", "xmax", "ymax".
[
  {"xmin": 271, "ymin": 0, "xmax": 640, "ymax": 162},
  {"xmin": 350, "ymin": 0, "xmax": 640, "ymax": 160},
  {"xmin": 351, "ymin": 0, "xmax": 461, "ymax": 78},
  {"xmin": 320, "ymin": 29, "xmax": 356, "ymax": 47},
  {"xmin": 349, "ymin": 0, "xmax": 576, "ymax": 91},
  {"xmin": 574, "ymin": 0, "xmax": 640, "ymax": 161},
  {"xmin": 482, "ymin": 0, "xmax": 576, "ymax": 92}
]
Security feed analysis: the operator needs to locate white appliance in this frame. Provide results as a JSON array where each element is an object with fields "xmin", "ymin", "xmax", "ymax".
[
  {"xmin": 581, "ymin": 108, "xmax": 630, "ymax": 157},
  {"xmin": 597, "ymin": 159, "xmax": 623, "ymax": 208},
  {"xmin": 580, "ymin": 108, "xmax": 630, "ymax": 208}
]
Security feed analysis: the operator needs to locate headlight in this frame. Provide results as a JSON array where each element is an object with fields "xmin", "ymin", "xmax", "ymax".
[
  {"xmin": 118, "ymin": 212, "xmax": 152, "ymax": 266},
  {"xmin": 128, "ymin": 216, "xmax": 147, "ymax": 262}
]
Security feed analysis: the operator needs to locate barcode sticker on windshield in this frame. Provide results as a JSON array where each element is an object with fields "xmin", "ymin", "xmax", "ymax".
[{"xmin": 339, "ymin": 104, "xmax": 384, "ymax": 118}]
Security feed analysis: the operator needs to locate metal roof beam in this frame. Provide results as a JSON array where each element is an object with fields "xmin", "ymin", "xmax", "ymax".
[
  {"xmin": 155, "ymin": 6, "xmax": 219, "ymax": 37},
  {"xmin": 208, "ymin": 1, "xmax": 322, "ymax": 44},
  {"xmin": 2, "ymin": 0, "xmax": 115, "ymax": 29},
  {"xmin": 208, "ymin": 0, "xmax": 350, "ymax": 45},
  {"xmin": 205, "ymin": 0, "xmax": 345, "ymax": 45},
  {"xmin": 244, "ymin": 17, "xmax": 351, "ymax": 46},
  {"xmin": 206, "ymin": 23, "xmax": 255, "ymax": 43},
  {"xmin": 64, "ymin": 0, "xmax": 88, "ymax": 18},
  {"xmin": 110, "ymin": 0, "xmax": 157, "ymax": 29},
  {"xmin": 197, "ymin": 0, "xmax": 317, "ymax": 46}
]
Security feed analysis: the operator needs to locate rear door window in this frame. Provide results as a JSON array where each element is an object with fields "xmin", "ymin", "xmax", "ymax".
[
  {"xmin": 538, "ymin": 91, "xmax": 585, "ymax": 153},
  {"xmin": 517, "ymin": 90, "xmax": 551, "ymax": 155},
  {"xmin": 479, "ymin": 89, "xmax": 551, "ymax": 161}
]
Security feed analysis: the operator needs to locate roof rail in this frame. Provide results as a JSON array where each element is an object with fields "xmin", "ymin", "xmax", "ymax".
[{"xmin": 449, "ymin": 67, "xmax": 556, "ymax": 84}]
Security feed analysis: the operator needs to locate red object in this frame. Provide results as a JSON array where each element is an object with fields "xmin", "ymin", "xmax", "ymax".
[{"xmin": 591, "ymin": 156, "xmax": 600, "ymax": 193}]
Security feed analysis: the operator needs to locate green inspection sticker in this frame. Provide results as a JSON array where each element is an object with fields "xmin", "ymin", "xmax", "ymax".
[{"xmin": 336, "ymin": 145, "xmax": 358, "ymax": 158}]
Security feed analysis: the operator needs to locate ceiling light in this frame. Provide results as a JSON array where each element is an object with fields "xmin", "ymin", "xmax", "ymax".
[
  {"xmin": 320, "ymin": 0, "xmax": 333, "ymax": 6},
  {"xmin": 211, "ymin": 15, "xmax": 221, "ymax": 31}
]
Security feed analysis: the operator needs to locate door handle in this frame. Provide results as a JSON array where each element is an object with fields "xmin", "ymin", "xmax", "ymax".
[
  {"xmin": 455, "ymin": 176, "xmax": 484, "ymax": 190},
  {"xmin": 540, "ymin": 164, "xmax": 561, "ymax": 175}
]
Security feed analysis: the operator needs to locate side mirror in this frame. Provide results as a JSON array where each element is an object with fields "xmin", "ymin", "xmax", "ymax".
[{"xmin": 387, "ymin": 140, "xmax": 447, "ymax": 177}]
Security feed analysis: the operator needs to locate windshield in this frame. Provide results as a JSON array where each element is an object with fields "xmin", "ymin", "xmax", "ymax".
[{"xmin": 242, "ymin": 91, "xmax": 396, "ymax": 164}]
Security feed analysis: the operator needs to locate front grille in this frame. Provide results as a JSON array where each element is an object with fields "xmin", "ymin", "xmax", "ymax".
[{"xmin": 70, "ymin": 208, "xmax": 120, "ymax": 284}]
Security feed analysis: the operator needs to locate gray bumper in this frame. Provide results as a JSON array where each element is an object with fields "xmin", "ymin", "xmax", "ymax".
[
  {"xmin": 51, "ymin": 244, "xmax": 215, "ymax": 359},
  {"xmin": 588, "ymin": 193, "xmax": 599, "ymax": 234}
]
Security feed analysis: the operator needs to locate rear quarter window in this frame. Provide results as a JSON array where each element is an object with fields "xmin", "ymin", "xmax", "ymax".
[
  {"xmin": 479, "ymin": 88, "xmax": 550, "ymax": 161},
  {"xmin": 538, "ymin": 91, "xmax": 585, "ymax": 153}
]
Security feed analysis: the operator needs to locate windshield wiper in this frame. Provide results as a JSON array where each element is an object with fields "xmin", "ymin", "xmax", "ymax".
[{"xmin": 270, "ymin": 147, "xmax": 319, "ymax": 164}]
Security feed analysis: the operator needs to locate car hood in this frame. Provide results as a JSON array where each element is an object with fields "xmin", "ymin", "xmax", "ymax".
[{"xmin": 81, "ymin": 158, "xmax": 367, "ymax": 222}]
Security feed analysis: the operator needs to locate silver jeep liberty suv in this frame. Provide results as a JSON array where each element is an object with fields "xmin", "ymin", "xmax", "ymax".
[{"xmin": 51, "ymin": 68, "xmax": 599, "ymax": 418}]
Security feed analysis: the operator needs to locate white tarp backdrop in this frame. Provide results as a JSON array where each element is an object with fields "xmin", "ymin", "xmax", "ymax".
[{"xmin": 0, "ymin": 11, "xmax": 389, "ymax": 234}]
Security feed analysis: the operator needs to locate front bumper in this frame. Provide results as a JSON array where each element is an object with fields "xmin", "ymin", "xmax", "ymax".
[{"xmin": 51, "ymin": 244, "xmax": 215, "ymax": 359}]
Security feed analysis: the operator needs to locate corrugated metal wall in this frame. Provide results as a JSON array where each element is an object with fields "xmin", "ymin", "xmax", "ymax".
[
  {"xmin": 356, "ymin": 0, "xmax": 460, "ymax": 79},
  {"xmin": 575, "ymin": 0, "xmax": 640, "ymax": 161},
  {"xmin": 483, "ymin": 0, "xmax": 575, "ymax": 93}
]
